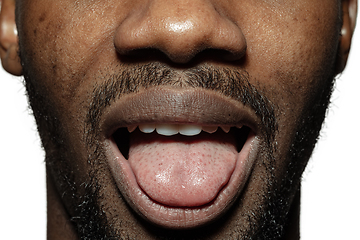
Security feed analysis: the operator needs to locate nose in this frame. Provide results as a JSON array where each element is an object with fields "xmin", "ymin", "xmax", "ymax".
[{"xmin": 114, "ymin": 0, "xmax": 247, "ymax": 64}]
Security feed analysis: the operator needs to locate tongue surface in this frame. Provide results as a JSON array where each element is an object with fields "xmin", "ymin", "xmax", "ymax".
[{"xmin": 128, "ymin": 130, "xmax": 238, "ymax": 207}]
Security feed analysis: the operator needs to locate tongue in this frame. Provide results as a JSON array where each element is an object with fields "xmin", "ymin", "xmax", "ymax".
[{"xmin": 128, "ymin": 130, "xmax": 238, "ymax": 207}]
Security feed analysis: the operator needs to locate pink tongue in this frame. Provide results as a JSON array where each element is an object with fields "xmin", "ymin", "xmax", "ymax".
[{"xmin": 128, "ymin": 131, "xmax": 238, "ymax": 207}]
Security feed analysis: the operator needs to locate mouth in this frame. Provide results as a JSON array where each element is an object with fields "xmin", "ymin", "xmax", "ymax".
[
  {"xmin": 102, "ymin": 87, "xmax": 259, "ymax": 228},
  {"xmin": 113, "ymin": 124, "xmax": 250, "ymax": 160}
]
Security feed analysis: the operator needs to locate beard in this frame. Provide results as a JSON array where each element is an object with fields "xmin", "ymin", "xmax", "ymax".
[{"xmin": 22, "ymin": 60, "xmax": 335, "ymax": 239}]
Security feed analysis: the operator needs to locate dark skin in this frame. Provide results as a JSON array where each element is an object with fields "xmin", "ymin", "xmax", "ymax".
[{"xmin": 0, "ymin": 0, "xmax": 357, "ymax": 239}]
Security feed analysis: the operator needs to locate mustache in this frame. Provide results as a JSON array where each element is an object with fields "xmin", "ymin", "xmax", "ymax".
[{"xmin": 87, "ymin": 62, "xmax": 278, "ymax": 142}]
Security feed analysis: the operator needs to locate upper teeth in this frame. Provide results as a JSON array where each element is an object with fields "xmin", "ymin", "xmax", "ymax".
[{"xmin": 127, "ymin": 124, "xmax": 242, "ymax": 136}]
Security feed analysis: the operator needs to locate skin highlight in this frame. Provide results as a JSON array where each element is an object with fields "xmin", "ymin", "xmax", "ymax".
[{"xmin": 0, "ymin": 0, "xmax": 357, "ymax": 239}]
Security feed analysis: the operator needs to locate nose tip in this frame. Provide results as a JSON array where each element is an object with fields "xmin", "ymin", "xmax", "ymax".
[{"xmin": 114, "ymin": 1, "xmax": 247, "ymax": 64}]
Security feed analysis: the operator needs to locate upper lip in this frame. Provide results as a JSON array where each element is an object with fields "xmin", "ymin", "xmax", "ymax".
[{"xmin": 100, "ymin": 86, "xmax": 260, "ymax": 138}]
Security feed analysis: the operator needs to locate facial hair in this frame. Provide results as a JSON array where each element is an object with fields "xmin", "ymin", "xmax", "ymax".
[{"xmin": 22, "ymin": 61, "xmax": 335, "ymax": 239}]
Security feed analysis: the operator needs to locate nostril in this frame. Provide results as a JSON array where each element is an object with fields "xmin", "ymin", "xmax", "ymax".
[
  {"xmin": 118, "ymin": 48, "xmax": 246, "ymax": 66},
  {"xmin": 115, "ymin": 31, "xmax": 247, "ymax": 65},
  {"xmin": 116, "ymin": 48, "xmax": 180, "ymax": 65},
  {"xmin": 194, "ymin": 48, "xmax": 247, "ymax": 64},
  {"xmin": 223, "ymin": 46, "xmax": 248, "ymax": 62}
]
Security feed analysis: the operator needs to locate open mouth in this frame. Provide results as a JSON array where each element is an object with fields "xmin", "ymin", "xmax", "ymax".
[
  {"xmin": 113, "ymin": 124, "xmax": 250, "ymax": 160},
  {"xmin": 101, "ymin": 88, "xmax": 259, "ymax": 228}
]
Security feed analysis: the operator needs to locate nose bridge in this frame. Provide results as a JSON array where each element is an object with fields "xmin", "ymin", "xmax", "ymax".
[{"xmin": 114, "ymin": 0, "xmax": 246, "ymax": 63}]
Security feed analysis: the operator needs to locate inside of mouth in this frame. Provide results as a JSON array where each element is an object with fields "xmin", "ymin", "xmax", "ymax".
[{"xmin": 112, "ymin": 126, "xmax": 251, "ymax": 160}]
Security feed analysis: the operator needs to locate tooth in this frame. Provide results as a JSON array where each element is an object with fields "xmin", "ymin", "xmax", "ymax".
[
  {"xmin": 179, "ymin": 124, "xmax": 202, "ymax": 136},
  {"xmin": 127, "ymin": 125, "xmax": 137, "ymax": 133},
  {"xmin": 202, "ymin": 126, "xmax": 218, "ymax": 134},
  {"xmin": 156, "ymin": 124, "xmax": 179, "ymax": 136},
  {"xmin": 139, "ymin": 124, "xmax": 156, "ymax": 133},
  {"xmin": 221, "ymin": 126, "xmax": 231, "ymax": 133},
  {"xmin": 236, "ymin": 125, "xmax": 243, "ymax": 129}
]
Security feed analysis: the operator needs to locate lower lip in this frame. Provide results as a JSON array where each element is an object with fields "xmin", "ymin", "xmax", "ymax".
[{"xmin": 105, "ymin": 131, "xmax": 258, "ymax": 229}]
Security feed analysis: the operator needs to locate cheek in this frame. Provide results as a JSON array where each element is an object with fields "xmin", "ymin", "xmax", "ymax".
[
  {"xmin": 239, "ymin": 4, "xmax": 340, "ymax": 170},
  {"xmin": 18, "ymin": 1, "xmax": 121, "ymax": 107},
  {"xmin": 244, "ymin": 5, "xmax": 340, "ymax": 114}
]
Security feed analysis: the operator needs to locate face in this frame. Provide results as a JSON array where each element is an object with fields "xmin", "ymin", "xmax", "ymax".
[{"xmin": 1, "ymin": 0, "xmax": 355, "ymax": 238}]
